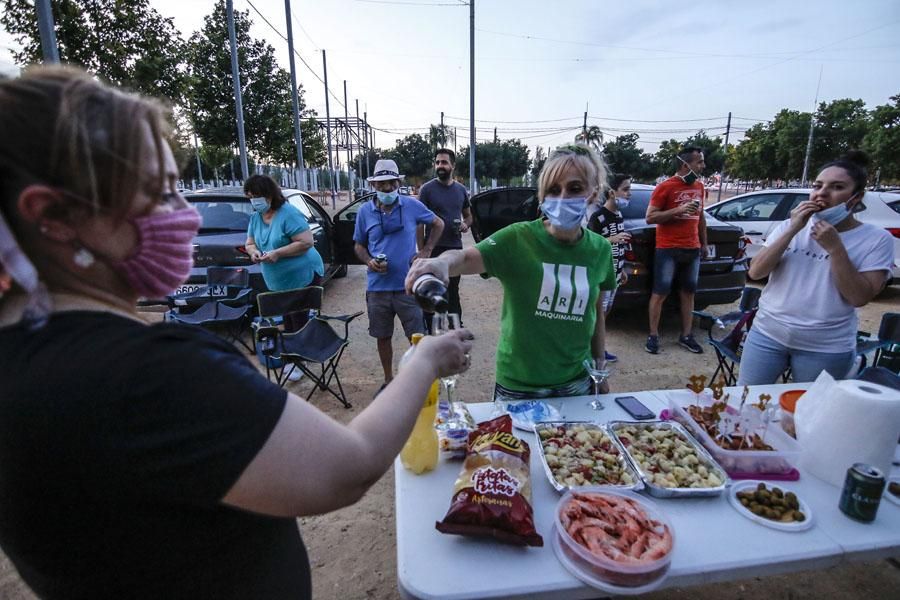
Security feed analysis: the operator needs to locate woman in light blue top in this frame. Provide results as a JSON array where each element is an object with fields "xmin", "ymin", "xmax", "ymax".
[{"xmin": 244, "ymin": 175, "xmax": 324, "ymax": 291}]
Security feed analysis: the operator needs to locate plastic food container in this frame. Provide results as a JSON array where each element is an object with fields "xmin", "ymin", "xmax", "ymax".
[
  {"xmin": 667, "ymin": 390, "xmax": 800, "ymax": 475},
  {"xmin": 553, "ymin": 487, "xmax": 674, "ymax": 594},
  {"xmin": 778, "ymin": 390, "xmax": 805, "ymax": 438}
]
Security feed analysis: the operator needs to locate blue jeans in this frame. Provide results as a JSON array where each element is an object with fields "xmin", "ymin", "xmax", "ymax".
[
  {"xmin": 737, "ymin": 328, "xmax": 856, "ymax": 385},
  {"xmin": 652, "ymin": 248, "xmax": 700, "ymax": 295}
]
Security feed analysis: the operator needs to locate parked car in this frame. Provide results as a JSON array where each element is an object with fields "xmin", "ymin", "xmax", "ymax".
[
  {"xmin": 706, "ymin": 188, "xmax": 900, "ymax": 282},
  {"xmin": 177, "ymin": 187, "xmax": 350, "ymax": 297},
  {"xmin": 461, "ymin": 184, "xmax": 749, "ymax": 310}
]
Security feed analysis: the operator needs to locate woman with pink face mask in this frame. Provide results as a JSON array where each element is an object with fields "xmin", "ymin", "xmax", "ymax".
[{"xmin": 0, "ymin": 66, "xmax": 472, "ymax": 599}]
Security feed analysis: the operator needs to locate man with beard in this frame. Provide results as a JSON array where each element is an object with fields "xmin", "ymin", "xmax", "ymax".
[{"xmin": 417, "ymin": 148, "xmax": 473, "ymax": 331}]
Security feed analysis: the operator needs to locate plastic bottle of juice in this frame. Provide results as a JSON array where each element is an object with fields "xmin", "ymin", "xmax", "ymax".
[{"xmin": 399, "ymin": 334, "xmax": 440, "ymax": 474}]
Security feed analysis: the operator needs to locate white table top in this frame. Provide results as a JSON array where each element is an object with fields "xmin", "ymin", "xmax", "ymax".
[{"xmin": 394, "ymin": 384, "xmax": 900, "ymax": 600}]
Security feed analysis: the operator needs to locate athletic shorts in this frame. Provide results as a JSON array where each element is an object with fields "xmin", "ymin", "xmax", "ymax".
[
  {"xmin": 652, "ymin": 248, "xmax": 700, "ymax": 295},
  {"xmin": 366, "ymin": 291, "xmax": 425, "ymax": 339}
]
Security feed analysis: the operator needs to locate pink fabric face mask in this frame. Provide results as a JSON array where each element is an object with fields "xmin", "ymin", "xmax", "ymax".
[{"xmin": 115, "ymin": 207, "xmax": 201, "ymax": 298}]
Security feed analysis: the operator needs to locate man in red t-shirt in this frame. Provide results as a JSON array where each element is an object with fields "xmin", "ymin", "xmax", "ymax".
[{"xmin": 644, "ymin": 147, "xmax": 709, "ymax": 355}]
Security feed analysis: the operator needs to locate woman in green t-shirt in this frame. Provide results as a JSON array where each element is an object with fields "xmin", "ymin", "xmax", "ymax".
[{"xmin": 406, "ymin": 144, "xmax": 617, "ymax": 405}]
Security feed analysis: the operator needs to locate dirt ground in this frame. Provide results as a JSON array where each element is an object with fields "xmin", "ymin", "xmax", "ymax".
[{"xmin": 1, "ymin": 198, "xmax": 898, "ymax": 598}]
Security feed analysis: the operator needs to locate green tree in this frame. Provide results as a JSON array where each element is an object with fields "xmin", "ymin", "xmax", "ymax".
[
  {"xmin": 456, "ymin": 140, "xmax": 531, "ymax": 185},
  {"xmin": 653, "ymin": 130, "xmax": 725, "ymax": 177},
  {"xmin": 187, "ymin": 0, "xmax": 323, "ymax": 166},
  {"xmin": 575, "ymin": 125, "xmax": 604, "ymax": 150},
  {"xmin": 532, "ymin": 146, "xmax": 547, "ymax": 177},
  {"xmin": 811, "ymin": 98, "xmax": 869, "ymax": 169},
  {"xmin": 601, "ymin": 133, "xmax": 657, "ymax": 182},
  {"xmin": 382, "ymin": 134, "xmax": 432, "ymax": 183},
  {"xmin": 428, "ymin": 124, "xmax": 451, "ymax": 150},
  {"xmin": 863, "ymin": 93, "xmax": 900, "ymax": 181},
  {"xmin": 1, "ymin": 0, "xmax": 187, "ymax": 103}
]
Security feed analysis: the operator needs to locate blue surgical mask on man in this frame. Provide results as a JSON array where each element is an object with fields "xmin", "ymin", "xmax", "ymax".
[
  {"xmin": 250, "ymin": 197, "xmax": 268, "ymax": 213},
  {"xmin": 814, "ymin": 200, "xmax": 853, "ymax": 226},
  {"xmin": 615, "ymin": 198, "xmax": 630, "ymax": 211},
  {"xmin": 541, "ymin": 197, "xmax": 587, "ymax": 230},
  {"xmin": 377, "ymin": 190, "xmax": 400, "ymax": 205}
]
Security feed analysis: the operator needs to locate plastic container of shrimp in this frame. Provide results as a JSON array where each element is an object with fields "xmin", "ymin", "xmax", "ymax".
[{"xmin": 552, "ymin": 487, "xmax": 674, "ymax": 594}]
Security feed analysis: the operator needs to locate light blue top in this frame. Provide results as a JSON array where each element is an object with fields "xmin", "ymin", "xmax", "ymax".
[
  {"xmin": 247, "ymin": 202, "xmax": 324, "ymax": 291},
  {"xmin": 353, "ymin": 196, "xmax": 436, "ymax": 291}
]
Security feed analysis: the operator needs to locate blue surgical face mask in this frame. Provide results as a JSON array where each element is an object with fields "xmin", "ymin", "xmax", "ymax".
[
  {"xmin": 541, "ymin": 197, "xmax": 587, "ymax": 230},
  {"xmin": 615, "ymin": 198, "xmax": 630, "ymax": 211},
  {"xmin": 814, "ymin": 200, "xmax": 853, "ymax": 226},
  {"xmin": 250, "ymin": 197, "xmax": 269, "ymax": 213},
  {"xmin": 377, "ymin": 190, "xmax": 399, "ymax": 205}
]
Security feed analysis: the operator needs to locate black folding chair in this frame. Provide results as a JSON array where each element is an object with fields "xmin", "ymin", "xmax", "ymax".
[
  {"xmin": 855, "ymin": 312, "xmax": 900, "ymax": 373},
  {"xmin": 254, "ymin": 286, "xmax": 363, "ymax": 409},
  {"xmin": 692, "ymin": 287, "xmax": 790, "ymax": 386},
  {"xmin": 166, "ymin": 267, "xmax": 254, "ymax": 352}
]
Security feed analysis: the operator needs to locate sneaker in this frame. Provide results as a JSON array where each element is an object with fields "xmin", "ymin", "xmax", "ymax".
[
  {"xmin": 286, "ymin": 365, "xmax": 304, "ymax": 381},
  {"xmin": 645, "ymin": 335, "xmax": 660, "ymax": 354},
  {"xmin": 604, "ymin": 350, "xmax": 618, "ymax": 363},
  {"xmin": 678, "ymin": 334, "xmax": 704, "ymax": 354}
]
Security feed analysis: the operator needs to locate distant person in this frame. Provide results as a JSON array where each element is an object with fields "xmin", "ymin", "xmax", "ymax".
[
  {"xmin": 417, "ymin": 148, "xmax": 472, "ymax": 331},
  {"xmin": 739, "ymin": 151, "xmax": 894, "ymax": 384},
  {"xmin": 244, "ymin": 174, "xmax": 324, "ymax": 291},
  {"xmin": 406, "ymin": 144, "xmax": 616, "ymax": 402},
  {"xmin": 645, "ymin": 146, "xmax": 709, "ymax": 355},
  {"xmin": 0, "ymin": 65, "xmax": 472, "ymax": 600},
  {"xmin": 587, "ymin": 173, "xmax": 633, "ymax": 363},
  {"xmin": 354, "ymin": 159, "xmax": 444, "ymax": 394}
]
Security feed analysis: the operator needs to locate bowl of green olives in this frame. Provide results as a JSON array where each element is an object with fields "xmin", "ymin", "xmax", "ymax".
[{"xmin": 728, "ymin": 481, "xmax": 814, "ymax": 532}]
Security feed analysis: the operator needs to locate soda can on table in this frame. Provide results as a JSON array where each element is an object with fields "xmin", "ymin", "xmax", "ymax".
[{"xmin": 838, "ymin": 463, "xmax": 885, "ymax": 523}]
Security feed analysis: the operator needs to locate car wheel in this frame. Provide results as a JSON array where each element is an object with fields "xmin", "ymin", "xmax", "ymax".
[{"xmin": 333, "ymin": 263, "xmax": 348, "ymax": 279}]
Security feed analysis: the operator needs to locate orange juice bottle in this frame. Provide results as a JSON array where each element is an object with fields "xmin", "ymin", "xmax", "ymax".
[{"xmin": 399, "ymin": 334, "xmax": 440, "ymax": 474}]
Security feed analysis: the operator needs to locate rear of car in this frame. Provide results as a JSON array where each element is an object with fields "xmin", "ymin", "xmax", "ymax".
[
  {"xmin": 619, "ymin": 185, "xmax": 748, "ymax": 309},
  {"xmin": 181, "ymin": 188, "xmax": 341, "ymax": 296},
  {"xmin": 468, "ymin": 185, "xmax": 748, "ymax": 310}
]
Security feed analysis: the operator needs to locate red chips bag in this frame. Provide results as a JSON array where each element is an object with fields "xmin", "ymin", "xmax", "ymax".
[{"xmin": 435, "ymin": 415, "xmax": 543, "ymax": 547}]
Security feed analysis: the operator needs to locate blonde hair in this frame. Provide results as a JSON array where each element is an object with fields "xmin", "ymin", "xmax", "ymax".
[
  {"xmin": 0, "ymin": 65, "xmax": 171, "ymax": 224},
  {"xmin": 537, "ymin": 144, "xmax": 608, "ymax": 202}
]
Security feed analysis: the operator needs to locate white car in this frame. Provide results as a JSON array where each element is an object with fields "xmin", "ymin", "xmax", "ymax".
[{"xmin": 706, "ymin": 189, "xmax": 900, "ymax": 282}]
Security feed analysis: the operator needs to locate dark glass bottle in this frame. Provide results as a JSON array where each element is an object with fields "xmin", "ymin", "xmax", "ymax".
[{"xmin": 412, "ymin": 274, "xmax": 449, "ymax": 313}]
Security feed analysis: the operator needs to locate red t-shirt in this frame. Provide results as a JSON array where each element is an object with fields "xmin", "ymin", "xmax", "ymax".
[{"xmin": 649, "ymin": 176, "xmax": 705, "ymax": 249}]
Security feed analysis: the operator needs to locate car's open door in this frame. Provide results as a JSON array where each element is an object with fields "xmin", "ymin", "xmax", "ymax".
[
  {"xmin": 332, "ymin": 194, "xmax": 371, "ymax": 265},
  {"xmin": 469, "ymin": 187, "xmax": 539, "ymax": 242}
]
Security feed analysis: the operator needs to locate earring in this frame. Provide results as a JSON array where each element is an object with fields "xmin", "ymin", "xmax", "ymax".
[{"xmin": 73, "ymin": 246, "xmax": 95, "ymax": 269}]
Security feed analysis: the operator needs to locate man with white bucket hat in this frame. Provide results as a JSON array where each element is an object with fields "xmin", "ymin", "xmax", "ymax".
[{"xmin": 354, "ymin": 159, "xmax": 445, "ymax": 395}]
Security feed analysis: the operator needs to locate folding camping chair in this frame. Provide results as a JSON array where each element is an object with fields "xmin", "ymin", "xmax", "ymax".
[
  {"xmin": 855, "ymin": 312, "xmax": 900, "ymax": 374},
  {"xmin": 692, "ymin": 287, "xmax": 790, "ymax": 386},
  {"xmin": 166, "ymin": 267, "xmax": 255, "ymax": 352},
  {"xmin": 254, "ymin": 286, "xmax": 363, "ymax": 409}
]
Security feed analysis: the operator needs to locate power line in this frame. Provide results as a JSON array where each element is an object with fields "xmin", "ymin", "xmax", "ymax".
[
  {"xmin": 290, "ymin": 8, "xmax": 320, "ymax": 51},
  {"xmin": 354, "ymin": 0, "xmax": 466, "ymax": 5},
  {"xmin": 243, "ymin": 0, "xmax": 346, "ymax": 110}
]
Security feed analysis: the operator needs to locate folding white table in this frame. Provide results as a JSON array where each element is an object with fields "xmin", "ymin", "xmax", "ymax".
[{"xmin": 394, "ymin": 384, "xmax": 900, "ymax": 599}]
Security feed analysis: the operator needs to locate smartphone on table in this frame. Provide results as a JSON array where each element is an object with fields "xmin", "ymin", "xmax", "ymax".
[{"xmin": 615, "ymin": 396, "xmax": 656, "ymax": 420}]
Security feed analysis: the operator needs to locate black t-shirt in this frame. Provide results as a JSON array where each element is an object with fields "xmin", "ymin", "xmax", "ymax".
[
  {"xmin": 0, "ymin": 312, "xmax": 310, "ymax": 599},
  {"xmin": 418, "ymin": 178, "xmax": 470, "ymax": 249},
  {"xmin": 588, "ymin": 206, "xmax": 626, "ymax": 275}
]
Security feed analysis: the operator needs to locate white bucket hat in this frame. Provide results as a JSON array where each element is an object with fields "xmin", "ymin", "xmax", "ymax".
[{"xmin": 367, "ymin": 159, "xmax": 405, "ymax": 182}]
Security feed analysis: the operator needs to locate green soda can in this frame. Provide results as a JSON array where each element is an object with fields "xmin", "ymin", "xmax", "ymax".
[{"xmin": 838, "ymin": 463, "xmax": 885, "ymax": 523}]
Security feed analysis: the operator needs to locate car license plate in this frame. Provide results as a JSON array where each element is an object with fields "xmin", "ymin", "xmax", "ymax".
[
  {"xmin": 705, "ymin": 245, "xmax": 717, "ymax": 259},
  {"xmin": 175, "ymin": 284, "xmax": 202, "ymax": 295}
]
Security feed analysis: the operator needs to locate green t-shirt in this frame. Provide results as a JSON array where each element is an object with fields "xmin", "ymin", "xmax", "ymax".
[{"xmin": 475, "ymin": 219, "xmax": 616, "ymax": 392}]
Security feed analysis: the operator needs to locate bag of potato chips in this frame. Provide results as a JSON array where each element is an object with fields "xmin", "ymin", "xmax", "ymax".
[{"xmin": 435, "ymin": 415, "xmax": 543, "ymax": 546}]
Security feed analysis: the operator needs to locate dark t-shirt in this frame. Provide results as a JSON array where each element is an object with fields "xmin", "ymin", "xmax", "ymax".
[
  {"xmin": 587, "ymin": 206, "xmax": 625, "ymax": 275},
  {"xmin": 0, "ymin": 312, "xmax": 310, "ymax": 599},
  {"xmin": 418, "ymin": 178, "xmax": 470, "ymax": 249}
]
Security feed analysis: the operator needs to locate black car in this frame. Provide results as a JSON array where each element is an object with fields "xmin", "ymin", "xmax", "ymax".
[
  {"xmin": 179, "ymin": 187, "xmax": 351, "ymax": 296},
  {"xmin": 466, "ymin": 184, "xmax": 749, "ymax": 310}
]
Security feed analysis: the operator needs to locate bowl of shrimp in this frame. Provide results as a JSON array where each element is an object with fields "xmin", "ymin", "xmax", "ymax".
[{"xmin": 553, "ymin": 487, "xmax": 674, "ymax": 593}]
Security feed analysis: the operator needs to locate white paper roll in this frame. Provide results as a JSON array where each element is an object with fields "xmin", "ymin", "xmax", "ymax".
[{"xmin": 794, "ymin": 372, "xmax": 900, "ymax": 487}]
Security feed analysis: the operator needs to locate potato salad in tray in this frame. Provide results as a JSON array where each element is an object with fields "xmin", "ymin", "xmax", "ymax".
[
  {"xmin": 534, "ymin": 422, "xmax": 642, "ymax": 493},
  {"xmin": 608, "ymin": 421, "xmax": 729, "ymax": 498}
]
